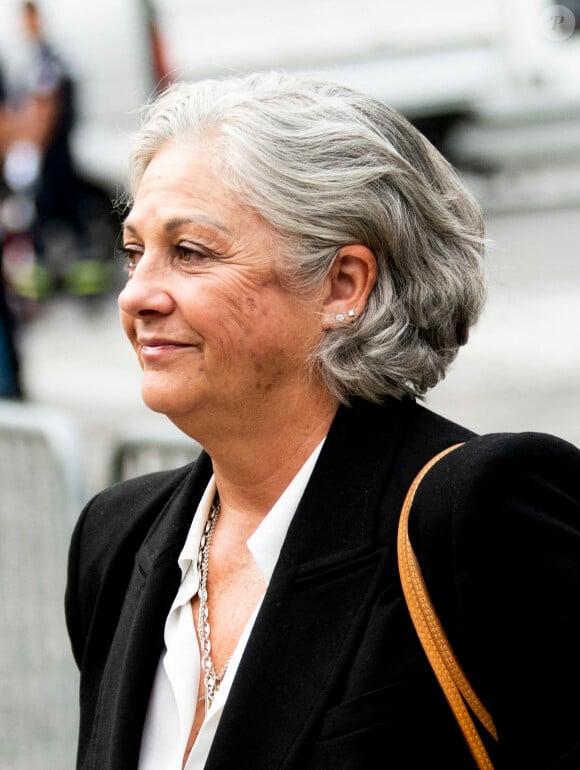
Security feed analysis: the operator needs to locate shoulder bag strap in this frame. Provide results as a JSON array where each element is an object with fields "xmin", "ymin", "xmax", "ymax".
[{"xmin": 397, "ymin": 443, "xmax": 498, "ymax": 769}]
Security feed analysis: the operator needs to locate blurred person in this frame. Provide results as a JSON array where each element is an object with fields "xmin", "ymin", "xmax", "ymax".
[
  {"xmin": 65, "ymin": 72, "xmax": 580, "ymax": 769},
  {"xmin": 0, "ymin": 59, "xmax": 24, "ymax": 398},
  {"xmin": 4, "ymin": 1, "xmax": 110, "ymax": 299},
  {"xmin": 0, "ymin": 276, "xmax": 23, "ymax": 398},
  {"xmin": 0, "ymin": 58, "xmax": 9, "ymax": 154}
]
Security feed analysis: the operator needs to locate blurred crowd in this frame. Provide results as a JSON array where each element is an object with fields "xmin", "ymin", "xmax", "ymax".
[{"xmin": 0, "ymin": 1, "xmax": 119, "ymax": 399}]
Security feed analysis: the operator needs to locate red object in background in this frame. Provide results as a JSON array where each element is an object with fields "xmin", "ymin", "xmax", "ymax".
[{"xmin": 141, "ymin": 0, "xmax": 173, "ymax": 92}]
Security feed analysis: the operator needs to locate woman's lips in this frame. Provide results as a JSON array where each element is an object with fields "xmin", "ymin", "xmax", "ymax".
[{"xmin": 138, "ymin": 339, "xmax": 195, "ymax": 361}]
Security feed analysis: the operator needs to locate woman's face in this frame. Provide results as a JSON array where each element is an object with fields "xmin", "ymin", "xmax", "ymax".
[{"xmin": 118, "ymin": 140, "xmax": 326, "ymax": 431}]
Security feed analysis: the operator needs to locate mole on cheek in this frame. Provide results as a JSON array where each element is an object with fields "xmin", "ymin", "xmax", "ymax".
[{"xmin": 245, "ymin": 296, "xmax": 257, "ymax": 310}]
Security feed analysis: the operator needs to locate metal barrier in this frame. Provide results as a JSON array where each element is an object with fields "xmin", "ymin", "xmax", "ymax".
[
  {"xmin": 110, "ymin": 425, "xmax": 202, "ymax": 484},
  {"xmin": 0, "ymin": 404, "xmax": 201, "ymax": 768},
  {"xmin": 0, "ymin": 400, "xmax": 85, "ymax": 770}
]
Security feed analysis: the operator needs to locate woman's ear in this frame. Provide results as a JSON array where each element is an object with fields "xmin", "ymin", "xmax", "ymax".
[{"xmin": 321, "ymin": 244, "xmax": 377, "ymax": 329}]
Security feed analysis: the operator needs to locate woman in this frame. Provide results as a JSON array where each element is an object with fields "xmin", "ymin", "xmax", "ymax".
[{"xmin": 65, "ymin": 72, "xmax": 580, "ymax": 769}]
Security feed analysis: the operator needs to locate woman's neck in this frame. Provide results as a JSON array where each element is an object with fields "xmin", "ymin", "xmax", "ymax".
[{"xmin": 180, "ymin": 388, "xmax": 339, "ymax": 517}]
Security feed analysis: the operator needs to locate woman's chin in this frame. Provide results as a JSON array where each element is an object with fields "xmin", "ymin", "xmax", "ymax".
[
  {"xmin": 140, "ymin": 381, "xmax": 181, "ymax": 416},
  {"xmin": 140, "ymin": 376, "xmax": 201, "ymax": 420}
]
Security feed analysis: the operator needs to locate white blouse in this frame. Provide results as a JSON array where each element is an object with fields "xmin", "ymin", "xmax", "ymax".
[{"xmin": 138, "ymin": 441, "xmax": 324, "ymax": 769}]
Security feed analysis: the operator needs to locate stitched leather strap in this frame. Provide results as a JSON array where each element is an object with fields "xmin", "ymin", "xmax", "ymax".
[{"xmin": 397, "ymin": 443, "xmax": 498, "ymax": 769}]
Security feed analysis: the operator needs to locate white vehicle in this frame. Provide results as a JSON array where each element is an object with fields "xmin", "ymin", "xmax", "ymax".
[{"xmin": 0, "ymin": 0, "xmax": 578, "ymax": 193}]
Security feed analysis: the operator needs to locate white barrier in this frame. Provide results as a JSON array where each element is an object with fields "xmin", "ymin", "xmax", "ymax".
[{"xmin": 0, "ymin": 400, "xmax": 85, "ymax": 770}]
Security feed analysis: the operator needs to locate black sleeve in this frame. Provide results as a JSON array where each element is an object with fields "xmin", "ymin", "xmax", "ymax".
[{"xmin": 64, "ymin": 497, "xmax": 93, "ymax": 669}]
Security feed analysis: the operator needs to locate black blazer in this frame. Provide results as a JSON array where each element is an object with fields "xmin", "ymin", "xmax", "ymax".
[{"xmin": 65, "ymin": 397, "xmax": 580, "ymax": 769}]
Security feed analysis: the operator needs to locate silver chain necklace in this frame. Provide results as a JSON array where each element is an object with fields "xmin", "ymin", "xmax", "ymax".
[{"xmin": 197, "ymin": 498, "xmax": 228, "ymax": 714}]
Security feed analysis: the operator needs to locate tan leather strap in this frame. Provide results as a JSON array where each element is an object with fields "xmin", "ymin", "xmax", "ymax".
[{"xmin": 397, "ymin": 443, "xmax": 498, "ymax": 769}]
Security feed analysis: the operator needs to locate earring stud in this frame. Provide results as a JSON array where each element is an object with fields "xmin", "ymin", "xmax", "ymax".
[
  {"xmin": 335, "ymin": 313, "xmax": 345, "ymax": 322},
  {"xmin": 347, "ymin": 309, "xmax": 356, "ymax": 317}
]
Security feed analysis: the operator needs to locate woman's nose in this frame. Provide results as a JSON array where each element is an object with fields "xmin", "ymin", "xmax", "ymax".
[{"xmin": 117, "ymin": 258, "xmax": 174, "ymax": 317}]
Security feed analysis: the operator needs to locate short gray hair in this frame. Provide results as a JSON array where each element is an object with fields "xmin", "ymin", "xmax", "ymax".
[{"xmin": 128, "ymin": 71, "xmax": 486, "ymax": 404}]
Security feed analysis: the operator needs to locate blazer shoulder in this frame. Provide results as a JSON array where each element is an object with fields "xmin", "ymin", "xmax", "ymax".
[
  {"xmin": 408, "ymin": 431, "xmax": 580, "ymax": 767},
  {"xmin": 65, "ymin": 456, "xmax": 210, "ymax": 666},
  {"xmin": 410, "ymin": 430, "xmax": 580, "ymax": 561},
  {"xmin": 67, "ymin": 455, "xmax": 211, "ymax": 608},
  {"xmin": 73, "ymin": 462, "xmax": 197, "ymax": 549},
  {"xmin": 403, "ymin": 400, "xmax": 478, "ymax": 453},
  {"xmin": 439, "ymin": 430, "xmax": 580, "ymax": 493}
]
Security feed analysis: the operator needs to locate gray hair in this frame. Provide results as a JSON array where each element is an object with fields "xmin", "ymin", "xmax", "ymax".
[{"xmin": 128, "ymin": 71, "xmax": 486, "ymax": 404}]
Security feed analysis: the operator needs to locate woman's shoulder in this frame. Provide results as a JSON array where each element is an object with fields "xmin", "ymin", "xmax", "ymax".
[
  {"xmin": 85, "ymin": 463, "xmax": 195, "ymax": 519},
  {"xmin": 65, "ymin": 464, "xmax": 193, "ymax": 655},
  {"xmin": 411, "ymin": 430, "xmax": 580, "ymax": 552},
  {"xmin": 69, "ymin": 459, "xmax": 206, "ymax": 561},
  {"xmin": 442, "ymin": 430, "xmax": 580, "ymax": 492},
  {"xmin": 408, "ymin": 431, "xmax": 580, "ymax": 766}
]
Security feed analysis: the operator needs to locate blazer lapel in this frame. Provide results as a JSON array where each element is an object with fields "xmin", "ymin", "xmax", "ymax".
[
  {"xmin": 207, "ymin": 398, "xmax": 414, "ymax": 769},
  {"xmin": 89, "ymin": 454, "xmax": 213, "ymax": 770}
]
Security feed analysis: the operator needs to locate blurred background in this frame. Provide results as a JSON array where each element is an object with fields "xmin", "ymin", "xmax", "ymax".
[{"xmin": 0, "ymin": 0, "xmax": 579, "ymax": 767}]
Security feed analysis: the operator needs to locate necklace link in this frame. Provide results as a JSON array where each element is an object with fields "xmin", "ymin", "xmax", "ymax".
[{"xmin": 196, "ymin": 498, "xmax": 228, "ymax": 714}]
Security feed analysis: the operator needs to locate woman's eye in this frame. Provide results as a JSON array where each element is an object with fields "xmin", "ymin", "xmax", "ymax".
[
  {"xmin": 175, "ymin": 244, "xmax": 209, "ymax": 264},
  {"xmin": 117, "ymin": 247, "xmax": 142, "ymax": 272}
]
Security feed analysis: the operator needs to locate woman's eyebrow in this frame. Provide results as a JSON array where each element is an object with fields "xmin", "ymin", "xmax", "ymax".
[
  {"xmin": 121, "ymin": 216, "xmax": 232, "ymax": 236},
  {"xmin": 164, "ymin": 216, "xmax": 232, "ymax": 234},
  {"xmin": 122, "ymin": 221, "xmax": 138, "ymax": 236}
]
